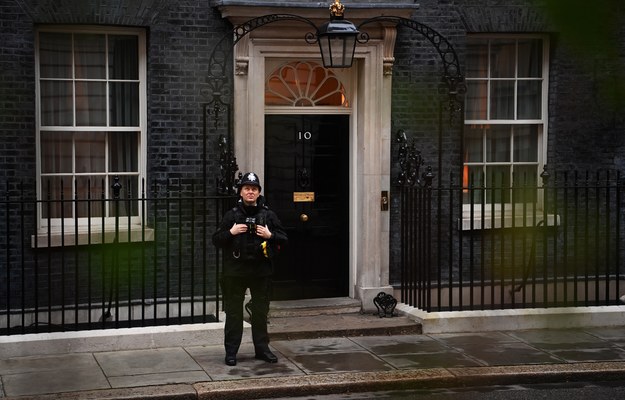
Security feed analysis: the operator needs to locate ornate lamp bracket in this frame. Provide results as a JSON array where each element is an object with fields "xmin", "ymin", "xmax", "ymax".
[
  {"xmin": 216, "ymin": 135, "xmax": 240, "ymax": 195},
  {"xmin": 394, "ymin": 130, "xmax": 434, "ymax": 187}
]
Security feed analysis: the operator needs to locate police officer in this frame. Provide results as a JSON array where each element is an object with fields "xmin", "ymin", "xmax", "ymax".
[{"xmin": 212, "ymin": 172, "xmax": 288, "ymax": 366}]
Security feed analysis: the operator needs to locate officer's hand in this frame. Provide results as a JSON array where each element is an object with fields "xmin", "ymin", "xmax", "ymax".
[
  {"xmin": 256, "ymin": 225, "xmax": 272, "ymax": 239},
  {"xmin": 230, "ymin": 223, "xmax": 248, "ymax": 236}
]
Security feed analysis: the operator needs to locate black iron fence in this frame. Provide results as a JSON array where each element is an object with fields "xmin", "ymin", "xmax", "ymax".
[
  {"xmin": 398, "ymin": 169, "xmax": 625, "ymax": 312},
  {"xmin": 1, "ymin": 178, "xmax": 236, "ymax": 335}
]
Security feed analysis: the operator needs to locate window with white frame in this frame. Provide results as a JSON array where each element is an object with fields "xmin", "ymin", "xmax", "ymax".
[
  {"xmin": 463, "ymin": 35, "xmax": 548, "ymax": 211},
  {"xmin": 36, "ymin": 26, "xmax": 146, "ymax": 234}
]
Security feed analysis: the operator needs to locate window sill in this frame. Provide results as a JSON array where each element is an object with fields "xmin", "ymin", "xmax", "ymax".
[
  {"xmin": 31, "ymin": 226, "xmax": 155, "ymax": 248},
  {"xmin": 459, "ymin": 212, "xmax": 560, "ymax": 231}
]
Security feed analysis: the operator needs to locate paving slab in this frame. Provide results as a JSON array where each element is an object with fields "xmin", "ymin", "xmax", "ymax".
[
  {"xmin": 429, "ymin": 331, "xmax": 522, "ymax": 348},
  {"xmin": 288, "ymin": 351, "xmax": 395, "ymax": 374},
  {"xmin": 508, "ymin": 328, "xmax": 620, "ymax": 349},
  {"xmin": 348, "ymin": 335, "xmax": 484, "ymax": 369},
  {"xmin": 270, "ymin": 337, "xmax": 368, "ymax": 356},
  {"xmin": 186, "ymin": 343, "xmax": 304, "ymax": 381},
  {"xmin": 458, "ymin": 341, "xmax": 566, "ymax": 366},
  {"xmin": 0, "ymin": 353, "xmax": 97, "ymax": 375},
  {"xmin": 380, "ymin": 350, "xmax": 484, "ymax": 369},
  {"xmin": 95, "ymin": 347, "xmax": 202, "ymax": 377},
  {"xmin": 2, "ymin": 364, "xmax": 110, "ymax": 397},
  {"xmin": 108, "ymin": 371, "xmax": 211, "ymax": 389},
  {"xmin": 585, "ymin": 327, "xmax": 625, "ymax": 347},
  {"xmin": 350, "ymin": 334, "xmax": 455, "ymax": 355}
]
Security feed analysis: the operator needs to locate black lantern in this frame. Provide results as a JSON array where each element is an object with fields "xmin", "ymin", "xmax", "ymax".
[{"xmin": 317, "ymin": 0, "xmax": 359, "ymax": 68}]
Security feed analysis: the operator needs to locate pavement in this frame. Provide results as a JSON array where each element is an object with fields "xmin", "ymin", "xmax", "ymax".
[{"xmin": 2, "ymin": 301, "xmax": 625, "ymax": 399}]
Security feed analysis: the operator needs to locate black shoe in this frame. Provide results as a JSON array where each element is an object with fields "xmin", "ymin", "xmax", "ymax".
[
  {"xmin": 225, "ymin": 354, "xmax": 237, "ymax": 366},
  {"xmin": 255, "ymin": 350, "xmax": 278, "ymax": 363}
]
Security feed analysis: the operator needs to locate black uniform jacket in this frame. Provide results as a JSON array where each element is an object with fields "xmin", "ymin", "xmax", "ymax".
[{"xmin": 212, "ymin": 196, "xmax": 288, "ymax": 277}]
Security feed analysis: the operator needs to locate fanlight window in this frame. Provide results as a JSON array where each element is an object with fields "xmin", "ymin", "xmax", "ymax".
[{"xmin": 265, "ymin": 61, "xmax": 349, "ymax": 107}]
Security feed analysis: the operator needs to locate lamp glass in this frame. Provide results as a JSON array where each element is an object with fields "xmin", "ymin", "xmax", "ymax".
[{"xmin": 317, "ymin": 19, "xmax": 358, "ymax": 68}]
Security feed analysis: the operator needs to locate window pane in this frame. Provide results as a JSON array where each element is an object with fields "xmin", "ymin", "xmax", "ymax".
[
  {"xmin": 490, "ymin": 80, "xmax": 514, "ymax": 119},
  {"xmin": 74, "ymin": 34, "xmax": 106, "ymax": 79},
  {"xmin": 463, "ymin": 125, "xmax": 483, "ymax": 162},
  {"xmin": 75, "ymin": 176, "xmax": 104, "ymax": 217},
  {"xmin": 465, "ymin": 81, "xmax": 488, "ymax": 120},
  {"xmin": 513, "ymin": 165, "xmax": 538, "ymax": 186},
  {"xmin": 41, "ymin": 176, "xmax": 73, "ymax": 218},
  {"xmin": 109, "ymin": 35, "xmax": 139, "ymax": 80},
  {"xmin": 75, "ymin": 132, "xmax": 106, "ymax": 173},
  {"xmin": 41, "ymin": 81, "xmax": 73, "ymax": 126},
  {"xmin": 314, "ymin": 77, "xmax": 343, "ymax": 106},
  {"xmin": 466, "ymin": 40, "xmax": 488, "ymax": 77},
  {"xmin": 110, "ymin": 82, "xmax": 139, "ymax": 126},
  {"xmin": 39, "ymin": 32, "xmax": 72, "ymax": 79},
  {"xmin": 517, "ymin": 80, "xmax": 541, "ymax": 119},
  {"xmin": 490, "ymin": 40, "xmax": 516, "ymax": 78},
  {"xmin": 76, "ymin": 81, "xmax": 106, "ymax": 126},
  {"xmin": 109, "ymin": 132, "xmax": 138, "ymax": 172},
  {"xmin": 462, "ymin": 165, "xmax": 485, "ymax": 204},
  {"xmin": 266, "ymin": 61, "xmax": 348, "ymax": 107},
  {"xmin": 41, "ymin": 131, "xmax": 72, "ymax": 173},
  {"xmin": 514, "ymin": 125, "xmax": 538, "ymax": 162},
  {"xmin": 486, "ymin": 126, "xmax": 511, "ymax": 162},
  {"xmin": 518, "ymin": 39, "xmax": 542, "ymax": 78},
  {"xmin": 486, "ymin": 166, "xmax": 511, "ymax": 203},
  {"xmin": 266, "ymin": 75, "xmax": 292, "ymax": 106},
  {"xmin": 512, "ymin": 165, "xmax": 538, "ymax": 204}
]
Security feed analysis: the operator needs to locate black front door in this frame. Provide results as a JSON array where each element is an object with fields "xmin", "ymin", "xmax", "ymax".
[{"xmin": 264, "ymin": 114, "xmax": 349, "ymax": 300}]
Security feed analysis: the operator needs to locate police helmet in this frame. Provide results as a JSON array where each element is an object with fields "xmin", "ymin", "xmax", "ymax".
[{"xmin": 238, "ymin": 172, "xmax": 262, "ymax": 192}]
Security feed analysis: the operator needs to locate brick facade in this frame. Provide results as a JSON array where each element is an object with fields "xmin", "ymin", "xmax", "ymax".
[{"xmin": 1, "ymin": 0, "xmax": 624, "ymax": 309}]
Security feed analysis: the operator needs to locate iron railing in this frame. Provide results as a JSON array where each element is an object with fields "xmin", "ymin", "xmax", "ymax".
[
  {"xmin": 398, "ymin": 169, "xmax": 625, "ymax": 312},
  {"xmin": 1, "ymin": 178, "xmax": 236, "ymax": 335}
]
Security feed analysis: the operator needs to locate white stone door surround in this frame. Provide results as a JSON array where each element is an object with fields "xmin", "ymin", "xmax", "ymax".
[{"xmin": 215, "ymin": 4, "xmax": 414, "ymax": 311}]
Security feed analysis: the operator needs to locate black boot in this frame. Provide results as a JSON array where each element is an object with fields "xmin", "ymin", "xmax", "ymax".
[
  {"xmin": 225, "ymin": 353, "xmax": 237, "ymax": 366},
  {"xmin": 255, "ymin": 349, "xmax": 278, "ymax": 363}
]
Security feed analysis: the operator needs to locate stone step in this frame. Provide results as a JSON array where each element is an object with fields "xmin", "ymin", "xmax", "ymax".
[
  {"xmin": 268, "ymin": 297, "xmax": 362, "ymax": 318},
  {"xmin": 267, "ymin": 312, "xmax": 422, "ymax": 341},
  {"xmin": 265, "ymin": 297, "xmax": 422, "ymax": 340}
]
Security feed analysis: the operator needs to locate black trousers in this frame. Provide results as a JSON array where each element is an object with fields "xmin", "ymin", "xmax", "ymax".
[{"xmin": 221, "ymin": 275, "xmax": 271, "ymax": 355}]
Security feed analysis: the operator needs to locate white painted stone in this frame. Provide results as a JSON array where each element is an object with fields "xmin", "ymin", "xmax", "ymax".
[
  {"xmin": 0, "ymin": 314, "xmax": 251, "ymax": 359},
  {"xmin": 397, "ymin": 303, "xmax": 625, "ymax": 334}
]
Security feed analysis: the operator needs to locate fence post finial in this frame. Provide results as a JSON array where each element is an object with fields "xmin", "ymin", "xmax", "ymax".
[
  {"xmin": 540, "ymin": 165, "xmax": 550, "ymax": 186},
  {"xmin": 112, "ymin": 176, "xmax": 122, "ymax": 199}
]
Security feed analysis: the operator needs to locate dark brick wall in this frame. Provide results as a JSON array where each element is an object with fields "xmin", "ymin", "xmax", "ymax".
[
  {"xmin": 0, "ymin": 0, "xmax": 36, "ymax": 191},
  {"xmin": 148, "ymin": 1, "xmax": 232, "ymax": 190},
  {"xmin": 547, "ymin": 37, "xmax": 625, "ymax": 172}
]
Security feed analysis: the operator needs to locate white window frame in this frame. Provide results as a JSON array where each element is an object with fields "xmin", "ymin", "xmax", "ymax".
[
  {"xmin": 34, "ymin": 25, "xmax": 148, "ymax": 246},
  {"xmin": 462, "ymin": 34, "xmax": 550, "ymax": 230}
]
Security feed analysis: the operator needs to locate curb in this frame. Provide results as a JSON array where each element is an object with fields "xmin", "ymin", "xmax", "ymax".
[
  {"xmin": 194, "ymin": 362, "xmax": 625, "ymax": 399},
  {"xmin": 6, "ymin": 362, "xmax": 625, "ymax": 400}
]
